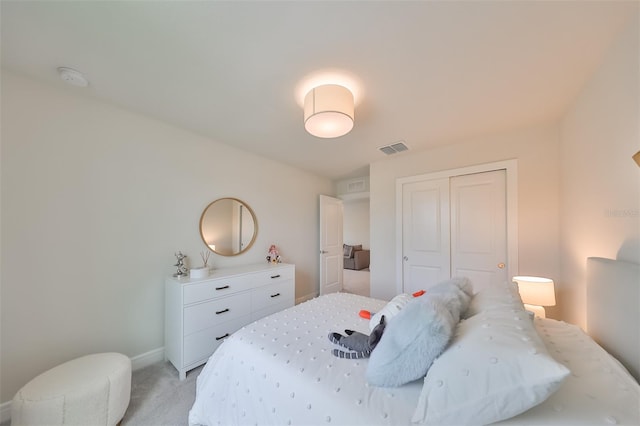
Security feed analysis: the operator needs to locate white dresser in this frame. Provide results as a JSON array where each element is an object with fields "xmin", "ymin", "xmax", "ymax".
[{"xmin": 165, "ymin": 262, "xmax": 295, "ymax": 379}]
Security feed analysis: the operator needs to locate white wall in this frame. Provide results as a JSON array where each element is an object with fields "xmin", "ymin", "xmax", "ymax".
[
  {"xmin": 0, "ymin": 72, "xmax": 332, "ymax": 403},
  {"xmin": 343, "ymin": 199, "xmax": 370, "ymax": 249},
  {"xmin": 369, "ymin": 13, "xmax": 639, "ymax": 329},
  {"xmin": 559, "ymin": 15, "xmax": 640, "ymax": 329},
  {"xmin": 370, "ymin": 124, "xmax": 561, "ymax": 305}
]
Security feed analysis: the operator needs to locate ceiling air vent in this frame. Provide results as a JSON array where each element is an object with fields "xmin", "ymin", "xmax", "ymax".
[{"xmin": 379, "ymin": 141, "xmax": 409, "ymax": 155}]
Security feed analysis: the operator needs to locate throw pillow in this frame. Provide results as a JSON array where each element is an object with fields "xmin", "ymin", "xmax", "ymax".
[
  {"xmin": 366, "ymin": 278, "xmax": 474, "ymax": 387},
  {"xmin": 411, "ymin": 285, "xmax": 570, "ymax": 425},
  {"xmin": 366, "ymin": 299, "xmax": 456, "ymax": 387},
  {"xmin": 464, "ymin": 280, "xmax": 522, "ymax": 318}
]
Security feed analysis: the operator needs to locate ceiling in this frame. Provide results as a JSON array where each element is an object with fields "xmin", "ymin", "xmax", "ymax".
[{"xmin": 1, "ymin": 1, "xmax": 636, "ymax": 180}]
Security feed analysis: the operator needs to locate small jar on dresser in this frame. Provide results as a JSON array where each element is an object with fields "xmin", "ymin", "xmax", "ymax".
[{"xmin": 165, "ymin": 262, "xmax": 295, "ymax": 380}]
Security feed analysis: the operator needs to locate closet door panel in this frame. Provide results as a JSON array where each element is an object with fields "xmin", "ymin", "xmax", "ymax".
[
  {"xmin": 450, "ymin": 170, "xmax": 507, "ymax": 293},
  {"xmin": 401, "ymin": 178, "xmax": 450, "ymax": 294}
]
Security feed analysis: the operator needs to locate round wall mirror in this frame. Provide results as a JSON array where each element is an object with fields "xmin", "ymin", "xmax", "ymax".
[{"xmin": 199, "ymin": 198, "xmax": 258, "ymax": 256}]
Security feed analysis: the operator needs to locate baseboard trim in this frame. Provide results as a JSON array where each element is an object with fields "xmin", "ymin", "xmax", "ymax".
[
  {"xmin": 296, "ymin": 292, "xmax": 318, "ymax": 305},
  {"xmin": 0, "ymin": 400, "xmax": 11, "ymax": 424},
  {"xmin": 0, "ymin": 347, "xmax": 166, "ymax": 424},
  {"xmin": 131, "ymin": 347, "xmax": 165, "ymax": 371}
]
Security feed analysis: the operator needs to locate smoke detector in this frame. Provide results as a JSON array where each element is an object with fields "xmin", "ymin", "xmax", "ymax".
[{"xmin": 57, "ymin": 67, "xmax": 89, "ymax": 87}]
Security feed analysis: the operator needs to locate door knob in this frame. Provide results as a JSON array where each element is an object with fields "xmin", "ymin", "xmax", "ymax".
[
  {"xmin": 403, "ymin": 256, "xmax": 409, "ymax": 261},
  {"xmin": 320, "ymin": 250, "xmax": 328, "ymax": 254},
  {"xmin": 498, "ymin": 263, "xmax": 505, "ymax": 269}
]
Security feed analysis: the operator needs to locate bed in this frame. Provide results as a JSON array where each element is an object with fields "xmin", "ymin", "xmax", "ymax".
[{"xmin": 189, "ymin": 258, "xmax": 639, "ymax": 425}]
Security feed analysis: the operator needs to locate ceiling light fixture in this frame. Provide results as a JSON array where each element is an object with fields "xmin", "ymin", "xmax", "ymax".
[{"xmin": 304, "ymin": 84, "xmax": 354, "ymax": 138}]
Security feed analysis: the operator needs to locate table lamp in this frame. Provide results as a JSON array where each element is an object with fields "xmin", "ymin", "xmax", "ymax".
[{"xmin": 512, "ymin": 276, "xmax": 556, "ymax": 318}]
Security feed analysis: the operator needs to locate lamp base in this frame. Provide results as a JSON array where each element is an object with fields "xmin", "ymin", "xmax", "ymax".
[{"xmin": 524, "ymin": 304, "xmax": 546, "ymax": 318}]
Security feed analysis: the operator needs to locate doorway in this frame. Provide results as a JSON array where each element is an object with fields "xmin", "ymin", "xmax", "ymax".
[{"xmin": 342, "ymin": 197, "xmax": 371, "ymax": 297}]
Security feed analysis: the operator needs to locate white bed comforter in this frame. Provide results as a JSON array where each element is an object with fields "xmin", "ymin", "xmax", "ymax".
[{"xmin": 189, "ymin": 292, "xmax": 639, "ymax": 426}]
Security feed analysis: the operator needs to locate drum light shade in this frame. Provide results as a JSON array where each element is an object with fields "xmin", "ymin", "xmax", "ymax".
[{"xmin": 304, "ymin": 84, "xmax": 354, "ymax": 138}]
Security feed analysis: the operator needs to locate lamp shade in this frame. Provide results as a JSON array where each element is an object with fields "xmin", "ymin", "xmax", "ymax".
[
  {"xmin": 513, "ymin": 276, "xmax": 556, "ymax": 306},
  {"xmin": 304, "ymin": 84, "xmax": 354, "ymax": 138}
]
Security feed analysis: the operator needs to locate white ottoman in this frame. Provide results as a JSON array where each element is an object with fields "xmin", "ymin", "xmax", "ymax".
[{"xmin": 11, "ymin": 353, "xmax": 131, "ymax": 426}]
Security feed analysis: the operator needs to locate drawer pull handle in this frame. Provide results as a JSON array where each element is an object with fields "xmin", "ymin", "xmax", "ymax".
[
  {"xmin": 270, "ymin": 274, "xmax": 281, "ymax": 279},
  {"xmin": 216, "ymin": 308, "xmax": 230, "ymax": 315},
  {"xmin": 216, "ymin": 333, "xmax": 230, "ymax": 341},
  {"xmin": 215, "ymin": 285, "xmax": 230, "ymax": 290},
  {"xmin": 270, "ymin": 293, "xmax": 281, "ymax": 298}
]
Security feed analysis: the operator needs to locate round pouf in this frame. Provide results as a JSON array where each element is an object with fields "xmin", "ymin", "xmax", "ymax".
[{"xmin": 11, "ymin": 353, "xmax": 131, "ymax": 426}]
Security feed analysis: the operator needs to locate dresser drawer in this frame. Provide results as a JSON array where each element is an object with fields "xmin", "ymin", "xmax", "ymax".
[
  {"xmin": 184, "ymin": 293, "xmax": 247, "ymax": 336},
  {"xmin": 251, "ymin": 279, "xmax": 294, "ymax": 312},
  {"xmin": 252, "ymin": 299, "xmax": 293, "ymax": 322},
  {"xmin": 183, "ymin": 275, "xmax": 252, "ymax": 305},
  {"xmin": 183, "ymin": 314, "xmax": 249, "ymax": 367},
  {"xmin": 252, "ymin": 266, "xmax": 295, "ymax": 286}
]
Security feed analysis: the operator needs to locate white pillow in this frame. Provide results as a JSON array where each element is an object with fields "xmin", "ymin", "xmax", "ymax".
[
  {"xmin": 370, "ymin": 277, "xmax": 474, "ymax": 330},
  {"xmin": 464, "ymin": 280, "xmax": 521, "ymax": 318},
  {"xmin": 366, "ymin": 299, "xmax": 456, "ymax": 387},
  {"xmin": 412, "ymin": 285, "xmax": 570, "ymax": 425},
  {"xmin": 426, "ymin": 277, "xmax": 473, "ymax": 321},
  {"xmin": 367, "ymin": 279, "xmax": 473, "ymax": 387}
]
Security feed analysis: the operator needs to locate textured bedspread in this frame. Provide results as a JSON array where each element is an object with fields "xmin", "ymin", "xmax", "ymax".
[
  {"xmin": 189, "ymin": 292, "xmax": 640, "ymax": 426},
  {"xmin": 189, "ymin": 293, "xmax": 421, "ymax": 425}
]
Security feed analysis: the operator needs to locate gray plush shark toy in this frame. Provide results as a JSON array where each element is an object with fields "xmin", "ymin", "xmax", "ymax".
[{"xmin": 328, "ymin": 315, "xmax": 386, "ymax": 359}]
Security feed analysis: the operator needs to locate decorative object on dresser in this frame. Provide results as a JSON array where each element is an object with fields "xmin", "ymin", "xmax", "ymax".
[
  {"xmin": 190, "ymin": 251, "xmax": 211, "ymax": 279},
  {"xmin": 199, "ymin": 198, "xmax": 258, "ymax": 256},
  {"xmin": 512, "ymin": 276, "xmax": 556, "ymax": 318},
  {"xmin": 173, "ymin": 251, "xmax": 188, "ymax": 278},
  {"xmin": 165, "ymin": 262, "xmax": 295, "ymax": 380},
  {"xmin": 343, "ymin": 244, "xmax": 370, "ymax": 270},
  {"xmin": 266, "ymin": 244, "xmax": 281, "ymax": 263}
]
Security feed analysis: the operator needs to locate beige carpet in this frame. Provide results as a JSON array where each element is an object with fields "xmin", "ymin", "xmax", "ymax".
[
  {"xmin": 343, "ymin": 268, "xmax": 370, "ymax": 297},
  {"xmin": 121, "ymin": 361, "xmax": 203, "ymax": 426}
]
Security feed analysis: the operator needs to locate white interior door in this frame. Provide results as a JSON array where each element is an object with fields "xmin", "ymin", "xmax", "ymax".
[
  {"xmin": 450, "ymin": 170, "xmax": 507, "ymax": 293},
  {"xmin": 319, "ymin": 195, "xmax": 343, "ymax": 295},
  {"xmin": 402, "ymin": 178, "xmax": 450, "ymax": 295}
]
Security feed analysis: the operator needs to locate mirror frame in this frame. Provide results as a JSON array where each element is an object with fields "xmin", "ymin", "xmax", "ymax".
[{"xmin": 199, "ymin": 197, "xmax": 258, "ymax": 257}]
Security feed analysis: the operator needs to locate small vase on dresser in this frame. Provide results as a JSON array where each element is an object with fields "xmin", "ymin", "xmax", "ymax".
[{"xmin": 165, "ymin": 262, "xmax": 295, "ymax": 380}]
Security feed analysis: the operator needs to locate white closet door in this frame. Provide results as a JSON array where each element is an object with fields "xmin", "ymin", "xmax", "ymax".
[
  {"xmin": 450, "ymin": 170, "xmax": 507, "ymax": 293},
  {"xmin": 401, "ymin": 178, "xmax": 450, "ymax": 295},
  {"xmin": 399, "ymin": 168, "xmax": 510, "ymax": 295}
]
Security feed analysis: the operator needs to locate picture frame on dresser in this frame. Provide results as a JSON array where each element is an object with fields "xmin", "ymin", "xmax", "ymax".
[{"xmin": 165, "ymin": 262, "xmax": 295, "ymax": 380}]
